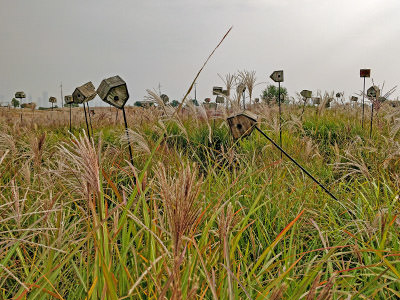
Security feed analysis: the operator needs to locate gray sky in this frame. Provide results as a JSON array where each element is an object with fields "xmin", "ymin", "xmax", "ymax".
[{"xmin": 1, "ymin": 0, "xmax": 399, "ymax": 107}]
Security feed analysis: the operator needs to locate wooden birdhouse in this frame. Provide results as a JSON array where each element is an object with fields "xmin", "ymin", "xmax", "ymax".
[
  {"xmin": 73, "ymin": 82, "xmax": 96, "ymax": 104},
  {"xmin": 15, "ymin": 92, "xmax": 26, "ymax": 99},
  {"xmin": 213, "ymin": 86, "xmax": 223, "ymax": 95},
  {"xmin": 270, "ymin": 70, "xmax": 284, "ymax": 83},
  {"xmin": 49, "ymin": 97, "xmax": 57, "ymax": 103},
  {"xmin": 360, "ymin": 69, "xmax": 371, "ymax": 78},
  {"xmin": 312, "ymin": 97, "xmax": 321, "ymax": 105},
  {"xmin": 216, "ymin": 96, "xmax": 225, "ymax": 104},
  {"xmin": 64, "ymin": 95, "xmax": 73, "ymax": 104},
  {"xmin": 227, "ymin": 111, "xmax": 257, "ymax": 139},
  {"xmin": 367, "ymin": 86, "xmax": 380, "ymax": 98},
  {"xmin": 204, "ymin": 102, "xmax": 217, "ymax": 109},
  {"xmin": 351, "ymin": 96, "xmax": 358, "ymax": 102},
  {"xmin": 236, "ymin": 83, "xmax": 246, "ymax": 93},
  {"xmin": 300, "ymin": 90, "xmax": 312, "ymax": 99},
  {"xmin": 97, "ymin": 76, "xmax": 129, "ymax": 108},
  {"xmin": 160, "ymin": 94, "xmax": 169, "ymax": 104},
  {"xmin": 254, "ymin": 98, "xmax": 260, "ymax": 103}
]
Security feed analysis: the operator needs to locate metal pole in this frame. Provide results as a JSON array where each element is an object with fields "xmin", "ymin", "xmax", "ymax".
[
  {"xmin": 83, "ymin": 103, "xmax": 91, "ymax": 140},
  {"xmin": 87, "ymin": 101, "xmax": 93, "ymax": 135},
  {"xmin": 69, "ymin": 103, "xmax": 72, "ymax": 132},
  {"xmin": 122, "ymin": 107, "xmax": 134, "ymax": 166},
  {"xmin": 20, "ymin": 98, "xmax": 23, "ymax": 123},
  {"xmin": 369, "ymin": 100, "xmax": 374, "ymax": 138},
  {"xmin": 255, "ymin": 126, "xmax": 338, "ymax": 202},
  {"xmin": 362, "ymin": 77, "xmax": 366, "ymax": 128},
  {"xmin": 242, "ymin": 90, "xmax": 246, "ymax": 110},
  {"xmin": 278, "ymin": 82, "xmax": 282, "ymax": 158}
]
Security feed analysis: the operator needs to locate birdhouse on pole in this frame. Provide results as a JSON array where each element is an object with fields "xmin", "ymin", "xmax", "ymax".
[
  {"xmin": 213, "ymin": 86, "xmax": 223, "ymax": 95},
  {"xmin": 49, "ymin": 97, "xmax": 57, "ymax": 104},
  {"xmin": 216, "ymin": 96, "xmax": 225, "ymax": 104},
  {"xmin": 15, "ymin": 92, "xmax": 26, "ymax": 99},
  {"xmin": 97, "ymin": 76, "xmax": 129, "ymax": 108},
  {"xmin": 270, "ymin": 70, "xmax": 284, "ymax": 83},
  {"xmin": 367, "ymin": 86, "xmax": 380, "ymax": 99},
  {"xmin": 236, "ymin": 83, "xmax": 246, "ymax": 94},
  {"xmin": 64, "ymin": 95, "xmax": 73, "ymax": 105},
  {"xmin": 312, "ymin": 97, "xmax": 321, "ymax": 105},
  {"xmin": 227, "ymin": 111, "xmax": 257, "ymax": 139},
  {"xmin": 360, "ymin": 69, "xmax": 371, "ymax": 78},
  {"xmin": 300, "ymin": 90, "xmax": 312, "ymax": 99},
  {"xmin": 73, "ymin": 82, "xmax": 96, "ymax": 104},
  {"xmin": 351, "ymin": 96, "xmax": 358, "ymax": 102},
  {"xmin": 160, "ymin": 94, "xmax": 169, "ymax": 104}
]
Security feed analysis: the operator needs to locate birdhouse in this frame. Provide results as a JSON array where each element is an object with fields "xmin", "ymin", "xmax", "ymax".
[
  {"xmin": 222, "ymin": 90, "xmax": 229, "ymax": 96},
  {"xmin": 227, "ymin": 111, "xmax": 257, "ymax": 139},
  {"xmin": 216, "ymin": 96, "xmax": 225, "ymax": 104},
  {"xmin": 15, "ymin": 92, "xmax": 26, "ymax": 99},
  {"xmin": 335, "ymin": 92, "xmax": 342, "ymax": 98},
  {"xmin": 360, "ymin": 69, "xmax": 371, "ymax": 78},
  {"xmin": 237, "ymin": 83, "xmax": 246, "ymax": 93},
  {"xmin": 204, "ymin": 98, "xmax": 211, "ymax": 103},
  {"xmin": 378, "ymin": 97, "xmax": 387, "ymax": 103},
  {"xmin": 160, "ymin": 94, "xmax": 169, "ymax": 104},
  {"xmin": 367, "ymin": 86, "xmax": 380, "ymax": 98},
  {"xmin": 300, "ymin": 90, "xmax": 312, "ymax": 99},
  {"xmin": 312, "ymin": 97, "xmax": 321, "ymax": 105},
  {"xmin": 49, "ymin": 97, "xmax": 57, "ymax": 103},
  {"xmin": 73, "ymin": 82, "xmax": 96, "ymax": 104},
  {"xmin": 64, "ymin": 95, "xmax": 73, "ymax": 104},
  {"xmin": 254, "ymin": 98, "xmax": 260, "ymax": 103},
  {"xmin": 270, "ymin": 70, "xmax": 284, "ymax": 83},
  {"xmin": 213, "ymin": 86, "xmax": 223, "ymax": 95},
  {"xmin": 351, "ymin": 96, "xmax": 358, "ymax": 102},
  {"xmin": 204, "ymin": 102, "xmax": 217, "ymax": 109},
  {"xmin": 97, "ymin": 76, "xmax": 128, "ymax": 108}
]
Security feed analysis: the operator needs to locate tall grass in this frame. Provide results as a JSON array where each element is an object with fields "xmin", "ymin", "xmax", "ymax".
[{"xmin": 0, "ymin": 101, "xmax": 399, "ymax": 299}]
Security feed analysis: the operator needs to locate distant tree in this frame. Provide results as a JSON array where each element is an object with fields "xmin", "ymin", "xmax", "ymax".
[
  {"xmin": 11, "ymin": 98, "xmax": 19, "ymax": 108},
  {"xmin": 171, "ymin": 100, "xmax": 180, "ymax": 107},
  {"xmin": 261, "ymin": 84, "xmax": 288, "ymax": 105}
]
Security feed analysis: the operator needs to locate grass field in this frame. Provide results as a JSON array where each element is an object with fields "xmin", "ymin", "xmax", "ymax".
[{"xmin": 1, "ymin": 100, "xmax": 400, "ymax": 299}]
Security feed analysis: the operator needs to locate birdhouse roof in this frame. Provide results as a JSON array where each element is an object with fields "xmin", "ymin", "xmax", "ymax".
[
  {"xmin": 97, "ymin": 76, "xmax": 126, "ymax": 100},
  {"xmin": 74, "ymin": 82, "xmax": 96, "ymax": 98},
  {"xmin": 15, "ymin": 92, "xmax": 26, "ymax": 98},
  {"xmin": 227, "ymin": 110, "xmax": 258, "ymax": 122},
  {"xmin": 72, "ymin": 82, "xmax": 96, "ymax": 103}
]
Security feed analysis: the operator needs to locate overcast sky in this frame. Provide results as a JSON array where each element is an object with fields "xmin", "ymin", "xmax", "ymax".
[{"xmin": 1, "ymin": 0, "xmax": 399, "ymax": 107}]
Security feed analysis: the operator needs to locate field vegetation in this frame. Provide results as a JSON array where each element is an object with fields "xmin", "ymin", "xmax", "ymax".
[{"xmin": 1, "ymin": 98, "xmax": 400, "ymax": 299}]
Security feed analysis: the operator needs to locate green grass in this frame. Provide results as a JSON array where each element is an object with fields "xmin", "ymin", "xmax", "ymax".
[{"xmin": 0, "ymin": 104, "xmax": 399, "ymax": 299}]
